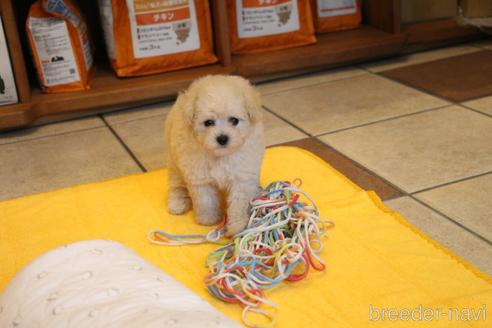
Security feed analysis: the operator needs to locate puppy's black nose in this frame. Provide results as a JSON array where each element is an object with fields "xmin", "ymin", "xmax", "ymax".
[{"xmin": 216, "ymin": 134, "xmax": 229, "ymax": 146}]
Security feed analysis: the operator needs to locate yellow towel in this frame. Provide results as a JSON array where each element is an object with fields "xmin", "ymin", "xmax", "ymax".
[{"xmin": 1, "ymin": 147, "xmax": 490, "ymax": 327}]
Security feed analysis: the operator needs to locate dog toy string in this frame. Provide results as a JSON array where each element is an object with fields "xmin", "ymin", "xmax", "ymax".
[
  {"xmin": 148, "ymin": 217, "xmax": 227, "ymax": 246},
  {"xmin": 148, "ymin": 180, "xmax": 334, "ymax": 328},
  {"xmin": 205, "ymin": 181, "xmax": 333, "ymax": 327}
]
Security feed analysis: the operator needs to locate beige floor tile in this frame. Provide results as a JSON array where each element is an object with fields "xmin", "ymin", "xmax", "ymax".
[
  {"xmin": 415, "ymin": 174, "xmax": 492, "ymax": 241},
  {"xmin": 103, "ymin": 101, "xmax": 173, "ymax": 125},
  {"xmin": 281, "ymin": 138, "xmax": 405, "ymax": 200},
  {"xmin": 263, "ymin": 111, "xmax": 307, "ymax": 146},
  {"xmin": 256, "ymin": 67, "xmax": 367, "ymax": 95},
  {"xmin": 111, "ymin": 115, "xmax": 168, "ymax": 171},
  {"xmin": 362, "ymin": 45, "xmax": 480, "ymax": 72},
  {"xmin": 0, "ymin": 116, "xmax": 104, "ymax": 145},
  {"xmin": 463, "ymin": 95, "xmax": 492, "ymax": 116},
  {"xmin": 385, "ymin": 197, "xmax": 492, "ymax": 276},
  {"xmin": 321, "ymin": 106, "xmax": 492, "ymax": 193},
  {"xmin": 263, "ymin": 74, "xmax": 448, "ymax": 135},
  {"xmin": 111, "ymin": 111, "xmax": 306, "ymax": 170},
  {"xmin": 0, "ymin": 128, "xmax": 141, "ymax": 201}
]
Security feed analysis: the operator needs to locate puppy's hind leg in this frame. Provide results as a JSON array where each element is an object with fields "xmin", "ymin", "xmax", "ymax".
[{"xmin": 167, "ymin": 166, "xmax": 192, "ymax": 215}]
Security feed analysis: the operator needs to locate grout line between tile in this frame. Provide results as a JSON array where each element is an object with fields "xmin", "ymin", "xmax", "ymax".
[
  {"xmin": 101, "ymin": 100, "xmax": 173, "ymax": 122},
  {"xmin": 20, "ymin": 114, "xmax": 105, "ymax": 129},
  {"xmin": 459, "ymin": 104, "xmax": 492, "ymax": 119},
  {"xmin": 262, "ymin": 105, "xmax": 313, "ymax": 137},
  {"xmin": 314, "ymin": 104, "xmax": 452, "ymax": 138},
  {"xmin": 258, "ymin": 70, "xmax": 368, "ymax": 96},
  {"xmin": 409, "ymin": 194, "xmax": 492, "ymax": 246},
  {"xmin": 411, "ymin": 171, "xmax": 492, "ymax": 195},
  {"xmin": 100, "ymin": 115, "xmax": 148, "ymax": 173},
  {"xmin": 106, "ymin": 112, "xmax": 169, "ymax": 126},
  {"xmin": 0, "ymin": 125, "xmax": 105, "ymax": 147}
]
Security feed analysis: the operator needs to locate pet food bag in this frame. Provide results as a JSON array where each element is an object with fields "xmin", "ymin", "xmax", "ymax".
[
  {"xmin": 311, "ymin": 0, "xmax": 362, "ymax": 33},
  {"xmin": 97, "ymin": 0, "xmax": 217, "ymax": 77},
  {"xmin": 26, "ymin": 0, "xmax": 94, "ymax": 93},
  {"xmin": 227, "ymin": 0, "xmax": 316, "ymax": 54},
  {"xmin": 0, "ymin": 16, "xmax": 18, "ymax": 105}
]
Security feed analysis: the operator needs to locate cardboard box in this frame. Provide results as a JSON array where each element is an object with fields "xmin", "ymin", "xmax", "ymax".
[
  {"xmin": 461, "ymin": 0, "xmax": 492, "ymax": 18},
  {"xmin": 401, "ymin": 0, "xmax": 458, "ymax": 24},
  {"xmin": 0, "ymin": 16, "xmax": 18, "ymax": 106}
]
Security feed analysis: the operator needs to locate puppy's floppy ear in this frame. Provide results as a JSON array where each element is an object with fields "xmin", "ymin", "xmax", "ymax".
[
  {"xmin": 241, "ymin": 80, "xmax": 263, "ymax": 124},
  {"xmin": 178, "ymin": 82, "xmax": 199, "ymax": 126}
]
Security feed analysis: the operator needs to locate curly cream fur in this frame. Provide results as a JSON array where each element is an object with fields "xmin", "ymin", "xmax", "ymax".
[{"xmin": 165, "ymin": 75, "xmax": 265, "ymax": 236}]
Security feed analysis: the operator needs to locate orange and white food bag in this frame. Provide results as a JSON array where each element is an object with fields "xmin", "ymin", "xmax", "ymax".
[
  {"xmin": 227, "ymin": 0, "xmax": 316, "ymax": 54},
  {"xmin": 26, "ymin": 0, "xmax": 94, "ymax": 93},
  {"xmin": 311, "ymin": 0, "xmax": 362, "ymax": 33},
  {"xmin": 97, "ymin": 0, "xmax": 217, "ymax": 77}
]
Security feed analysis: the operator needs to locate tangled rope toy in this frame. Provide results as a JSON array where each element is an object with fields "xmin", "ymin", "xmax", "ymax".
[{"xmin": 148, "ymin": 180, "xmax": 334, "ymax": 327}]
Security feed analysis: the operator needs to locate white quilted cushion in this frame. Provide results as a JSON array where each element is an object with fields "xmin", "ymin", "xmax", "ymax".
[{"xmin": 0, "ymin": 240, "xmax": 239, "ymax": 328}]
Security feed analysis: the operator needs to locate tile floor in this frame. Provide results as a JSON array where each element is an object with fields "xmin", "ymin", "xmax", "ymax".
[{"xmin": 1, "ymin": 40, "xmax": 491, "ymax": 275}]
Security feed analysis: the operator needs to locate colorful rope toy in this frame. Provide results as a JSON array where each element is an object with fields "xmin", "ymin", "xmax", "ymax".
[
  {"xmin": 148, "ymin": 180, "xmax": 334, "ymax": 327},
  {"xmin": 148, "ymin": 216, "xmax": 228, "ymax": 246}
]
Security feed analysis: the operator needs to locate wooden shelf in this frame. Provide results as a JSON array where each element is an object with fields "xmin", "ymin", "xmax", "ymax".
[
  {"xmin": 235, "ymin": 25, "xmax": 405, "ymax": 78},
  {"xmin": 34, "ymin": 64, "xmax": 232, "ymax": 118},
  {"xmin": 0, "ymin": 0, "xmax": 485, "ymax": 130},
  {"xmin": 0, "ymin": 63, "xmax": 232, "ymax": 129}
]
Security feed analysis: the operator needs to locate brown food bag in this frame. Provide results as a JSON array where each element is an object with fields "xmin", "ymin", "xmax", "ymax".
[
  {"xmin": 97, "ymin": 0, "xmax": 217, "ymax": 77},
  {"xmin": 227, "ymin": 0, "xmax": 316, "ymax": 54},
  {"xmin": 26, "ymin": 0, "xmax": 94, "ymax": 93},
  {"xmin": 311, "ymin": 0, "xmax": 362, "ymax": 33}
]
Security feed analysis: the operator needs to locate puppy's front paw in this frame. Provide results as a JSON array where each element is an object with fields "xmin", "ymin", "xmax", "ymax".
[
  {"xmin": 225, "ymin": 219, "xmax": 248, "ymax": 237},
  {"xmin": 168, "ymin": 195, "xmax": 192, "ymax": 215}
]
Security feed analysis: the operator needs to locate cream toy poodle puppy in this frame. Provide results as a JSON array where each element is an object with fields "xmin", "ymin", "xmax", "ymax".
[{"xmin": 164, "ymin": 75, "xmax": 264, "ymax": 236}]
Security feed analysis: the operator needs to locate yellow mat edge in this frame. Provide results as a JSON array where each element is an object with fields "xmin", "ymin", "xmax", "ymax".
[{"xmin": 279, "ymin": 146, "xmax": 492, "ymax": 284}]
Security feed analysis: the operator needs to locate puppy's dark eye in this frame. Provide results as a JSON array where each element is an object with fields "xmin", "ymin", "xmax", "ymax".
[
  {"xmin": 229, "ymin": 117, "xmax": 239, "ymax": 126},
  {"xmin": 203, "ymin": 119, "xmax": 215, "ymax": 127}
]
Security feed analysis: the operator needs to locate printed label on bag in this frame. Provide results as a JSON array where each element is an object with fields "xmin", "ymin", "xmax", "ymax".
[
  {"xmin": 236, "ymin": 0, "xmax": 300, "ymax": 38},
  {"xmin": 317, "ymin": 0, "xmax": 356, "ymax": 17},
  {"xmin": 0, "ymin": 16, "xmax": 18, "ymax": 105},
  {"xmin": 126, "ymin": 0, "xmax": 200, "ymax": 58},
  {"xmin": 28, "ymin": 17, "xmax": 81, "ymax": 86},
  {"xmin": 98, "ymin": 0, "xmax": 116, "ymax": 59}
]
